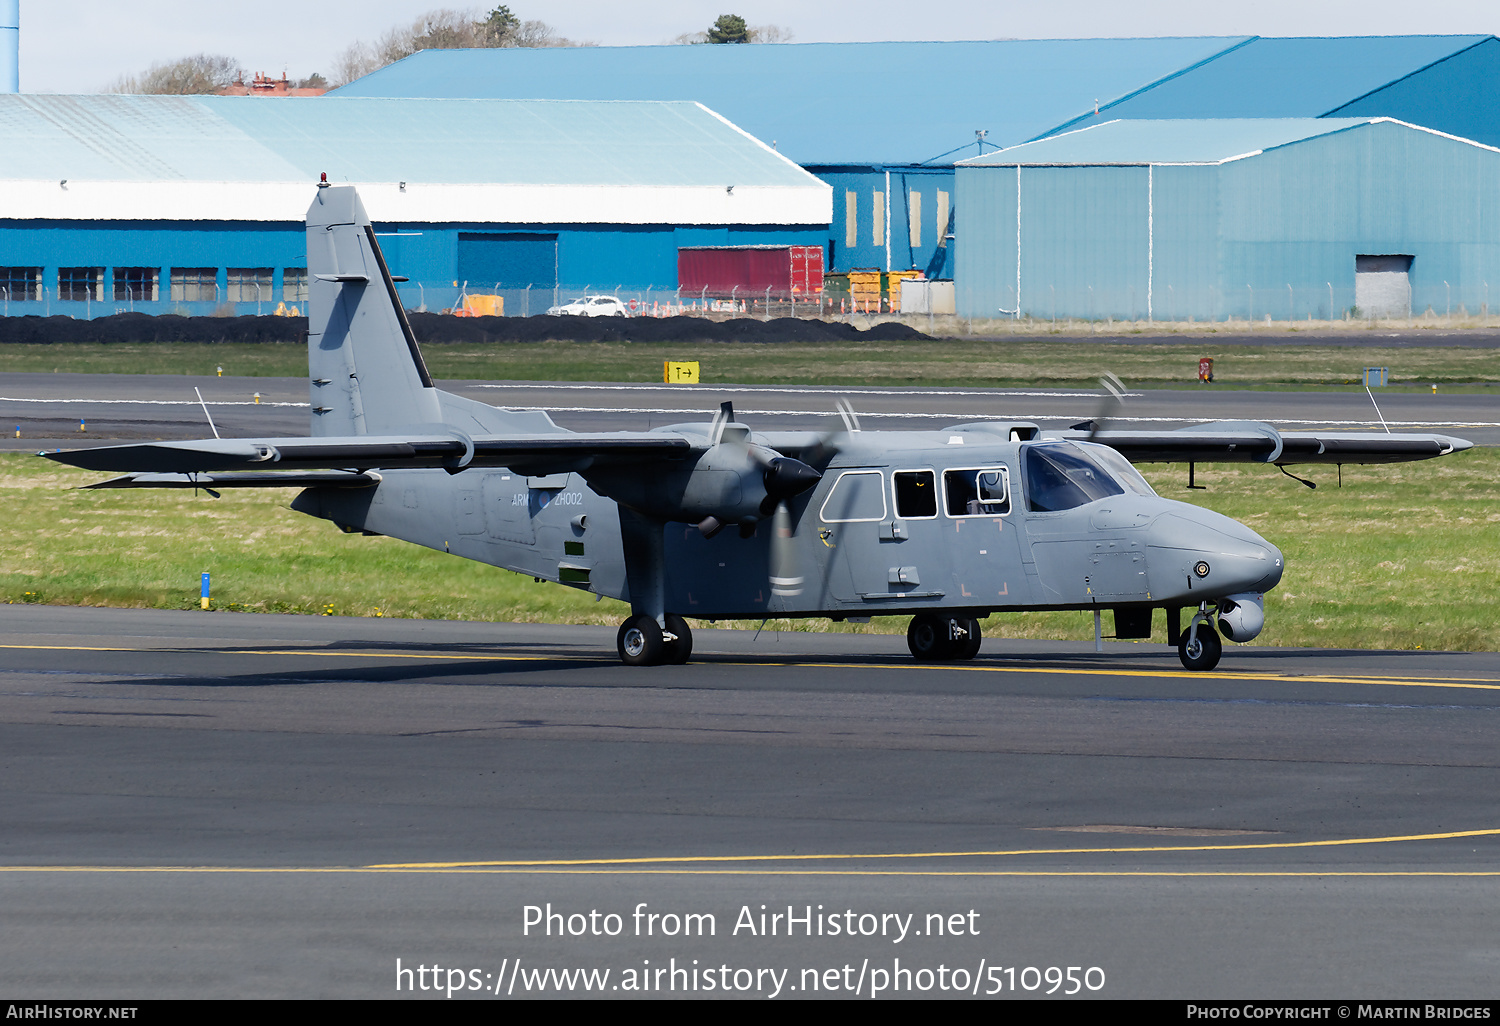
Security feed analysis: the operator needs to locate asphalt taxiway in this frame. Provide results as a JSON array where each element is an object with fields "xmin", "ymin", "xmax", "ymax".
[
  {"xmin": 0, "ymin": 369, "xmax": 1494, "ymax": 997},
  {"xmin": 1, "ymin": 371, "xmax": 1495, "ymax": 446},
  {"xmin": 2, "ymin": 606, "xmax": 1499, "ymax": 998}
]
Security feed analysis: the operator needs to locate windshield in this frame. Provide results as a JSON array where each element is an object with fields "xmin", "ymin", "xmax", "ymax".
[
  {"xmin": 1024, "ymin": 442, "xmax": 1126, "ymax": 512},
  {"xmin": 1077, "ymin": 443, "xmax": 1157, "ymax": 497}
]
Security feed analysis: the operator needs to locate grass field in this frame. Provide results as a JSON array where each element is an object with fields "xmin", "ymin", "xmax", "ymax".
[
  {"xmin": 3, "ymin": 448, "xmax": 1495, "ymax": 652},
  {"xmin": 2, "ymin": 339, "xmax": 1497, "ymax": 390}
]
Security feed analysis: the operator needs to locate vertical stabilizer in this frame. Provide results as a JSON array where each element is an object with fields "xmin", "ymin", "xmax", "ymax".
[{"xmin": 306, "ymin": 185, "xmax": 442, "ymax": 436}]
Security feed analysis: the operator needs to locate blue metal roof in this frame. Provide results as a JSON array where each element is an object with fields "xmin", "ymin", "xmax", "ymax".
[
  {"xmin": 0, "ymin": 94, "xmax": 815, "ymax": 188},
  {"xmin": 1049, "ymin": 35, "xmax": 1490, "ymax": 135},
  {"xmin": 964, "ymin": 118, "xmax": 1383, "ymax": 166},
  {"xmin": 331, "ymin": 38, "xmax": 1252, "ymax": 165}
]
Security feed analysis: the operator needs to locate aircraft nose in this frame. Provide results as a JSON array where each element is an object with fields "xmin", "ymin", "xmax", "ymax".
[{"xmin": 1147, "ymin": 509, "xmax": 1284, "ymax": 597}]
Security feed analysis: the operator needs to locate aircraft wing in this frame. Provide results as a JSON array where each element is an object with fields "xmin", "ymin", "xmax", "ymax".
[
  {"xmin": 80, "ymin": 470, "xmax": 383, "ymax": 490},
  {"xmin": 42, "ymin": 432, "xmax": 697, "ymax": 477},
  {"xmin": 1053, "ymin": 421, "xmax": 1472, "ymax": 465}
]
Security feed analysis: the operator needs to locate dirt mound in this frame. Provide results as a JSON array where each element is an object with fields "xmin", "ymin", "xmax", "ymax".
[
  {"xmin": 0, "ymin": 313, "xmax": 306, "ymax": 345},
  {"xmin": 0, "ymin": 312, "xmax": 933, "ymax": 346}
]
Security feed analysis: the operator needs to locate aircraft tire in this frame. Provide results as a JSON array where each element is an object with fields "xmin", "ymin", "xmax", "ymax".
[
  {"xmin": 953, "ymin": 618, "xmax": 982, "ymax": 660},
  {"xmin": 1178, "ymin": 623, "xmax": 1222, "ymax": 671},
  {"xmin": 663, "ymin": 614, "xmax": 693, "ymax": 665},
  {"xmin": 618, "ymin": 615, "xmax": 665, "ymax": 666},
  {"xmin": 907, "ymin": 614, "xmax": 954, "ymax": 661}
]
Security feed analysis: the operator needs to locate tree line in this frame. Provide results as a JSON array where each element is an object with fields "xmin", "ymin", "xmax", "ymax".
[{"xmin": 109, "ymin": 9, "xmax": 794, "ymax": 95}]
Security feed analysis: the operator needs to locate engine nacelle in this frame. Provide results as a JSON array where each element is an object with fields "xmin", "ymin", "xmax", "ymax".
[
  {"xmin": 582, "ymin": 440, "xmax": 821, "ymax": 528},
  {"xmin": 1217, "ymin": 593, "xmax": 1265, "ymax": 642}
]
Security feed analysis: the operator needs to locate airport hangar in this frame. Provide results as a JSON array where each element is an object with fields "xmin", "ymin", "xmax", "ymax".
[
  {"xmin": 0, "ymin": 94, "xmax": 830, "ymax": 318},
  {"xmin": 954, "ymin": 117, "xmax": 1500, "ymax": 322},
  {"xmin": 334, "ymin": 34, "xmax": 1500, "ymax": 284}
]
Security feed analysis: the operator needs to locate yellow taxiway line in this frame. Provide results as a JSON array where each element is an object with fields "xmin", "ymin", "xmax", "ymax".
[
  {"xmin": 1, "ymin": 642, "xmax": 1497, "ymax": 691},
  {"xmin": 3, "ymin": 826, "xmax": 1494, "ymax": 875}
]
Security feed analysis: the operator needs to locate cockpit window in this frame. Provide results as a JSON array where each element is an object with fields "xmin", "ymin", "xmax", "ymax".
[
  {"xmin": 1024, "ymin": 443, "xmax": 1125, "ymax": 512},
  {"xmin": 1079, "ymin": 443, "xmax": 1158, "ymax": 497}
]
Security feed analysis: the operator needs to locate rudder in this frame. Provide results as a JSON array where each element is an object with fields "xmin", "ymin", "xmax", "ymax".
[{"xmin": 305, "ymin": 184, "xmax": 443, "ymax": 436}]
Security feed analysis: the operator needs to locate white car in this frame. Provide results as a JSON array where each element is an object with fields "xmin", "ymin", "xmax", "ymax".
[{"xmin": 546, "ymin": 295, "xmax": 629, "ymax": 317}]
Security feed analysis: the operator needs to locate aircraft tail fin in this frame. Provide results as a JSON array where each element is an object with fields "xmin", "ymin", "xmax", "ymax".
[{"xmin": 305, "ymin": 184, "xmax": 443, "ymax": 437}]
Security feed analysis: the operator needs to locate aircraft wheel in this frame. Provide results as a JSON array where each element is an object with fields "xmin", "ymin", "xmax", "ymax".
[
  {"xmin": 663, "ymin": 613, "xmax": 693, "ymax": 665},
  {"xmin": 953, "ymin": 618, "xmax": 982, "ymax": 660},
  {"xmin": 907, "ymin": 614, "xmax": 953, "ymax": 661},
  {"xmin": 617, "ymin": 615, "xmax": 665, "ymax": 666},
  {"xmin": 1178, "ymin": 623, "xmax": 1222, "ymax": 671}
]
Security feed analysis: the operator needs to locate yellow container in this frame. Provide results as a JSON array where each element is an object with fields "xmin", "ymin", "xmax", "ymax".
[
  {"xmin": 461, "ymin": 294, "xmax": 504, "ymax": 317},
  {"xmin": 886, "ymin": 270, "xmax": 922, "ymax": 312}
]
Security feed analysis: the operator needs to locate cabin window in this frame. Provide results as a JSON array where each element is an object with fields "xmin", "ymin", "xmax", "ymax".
[
  {"xmin": 820, "ymin": 470, "xmax": 887, "ymax": 523},
  {"xmin": 1024, "ymin": 443, "xmax": 1125, "ymax": 512},
  {"xmin": 943, "ymin": 467, "xmax": 1010, "ymax": 517},
  {"xmin": 893, "ymin": 470, "xmax": 937, "ymax": 519}
]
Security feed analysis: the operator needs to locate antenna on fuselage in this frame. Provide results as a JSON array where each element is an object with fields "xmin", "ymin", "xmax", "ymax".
[{"xmin": 194, "ymin": 387, "xmax": 220, "ymax": 439}]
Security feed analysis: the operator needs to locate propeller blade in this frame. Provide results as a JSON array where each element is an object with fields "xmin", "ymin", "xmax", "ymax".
[
  {"xmin": 801, "ymin": 397, "xmax": 862, "ymax": 468},
  {"xmin": 1072, "ymin": 373, "xmax": 1126, "ymax": 440}
]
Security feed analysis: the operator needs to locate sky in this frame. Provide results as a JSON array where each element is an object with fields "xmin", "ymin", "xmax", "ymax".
[{"xmin": 15, "ymin": 0, "xmax": 1500, "ymax": 93}]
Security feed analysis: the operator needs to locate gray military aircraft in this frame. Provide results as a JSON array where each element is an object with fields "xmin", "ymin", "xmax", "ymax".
[{"xmin": 46, "ymin": 184, "xmax": 1473, "ymax": 671}]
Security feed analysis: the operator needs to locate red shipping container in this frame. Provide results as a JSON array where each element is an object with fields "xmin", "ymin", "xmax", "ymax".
[{"xmin": 678, "ymin": 246, "xmax": 824, "ymax": 297}]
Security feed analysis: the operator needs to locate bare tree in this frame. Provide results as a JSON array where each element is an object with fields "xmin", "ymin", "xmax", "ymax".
[
  {"xmin": 109, "ymin": 54, "xmax": 244, "ymax": 94},
  {"xmin": 332, "ymin": 6, "xmax": 582, "ymax": 87},
  {"xmin": 749, "ymin": 25, "xmax": 793, "ymax": 43}
]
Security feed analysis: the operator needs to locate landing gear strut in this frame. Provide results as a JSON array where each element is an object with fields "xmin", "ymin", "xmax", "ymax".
[
  {"xmin": 907, "ymin": 614, "xmax": 982, "ymax": 662},
  {"xmin": 1177, "ymin": 605, "xmax": 1222, "ymax": 671}
]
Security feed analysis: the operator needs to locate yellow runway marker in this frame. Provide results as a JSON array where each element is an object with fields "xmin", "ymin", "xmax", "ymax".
[
  {"xmin": 2, "ymin": 643, "xmax": 1498, "ymax": 692},
  {"xmin": 0, "ymin": 867, "xmax": 1497, "ymax": 878},
  {"xmin": 368, "ymin": 826, "xmax": 1500, "ymax": 870}
]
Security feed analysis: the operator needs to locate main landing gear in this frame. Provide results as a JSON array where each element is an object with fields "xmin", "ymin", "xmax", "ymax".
[
  {"xmin": 616, "ymin": 613, "xmax": 693, "ymax": 666},
  {"xmin": 907, "ymin": 613, "xmax": 982, "ymax": 662}
]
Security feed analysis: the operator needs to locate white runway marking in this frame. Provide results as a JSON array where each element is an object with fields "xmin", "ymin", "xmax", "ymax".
[{"xmin": 0, "ymin": 396, "xmax": 308, "ymax": 408}]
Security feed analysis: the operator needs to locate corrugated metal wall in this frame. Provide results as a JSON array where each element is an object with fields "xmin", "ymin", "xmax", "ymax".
[
  {"xmin": 957, "ymin": 122, "xmax": 1500, "ymax": 320},
  {"xmin": 805, "ymin": 166, "xmax": 955, "ymax": 275}
]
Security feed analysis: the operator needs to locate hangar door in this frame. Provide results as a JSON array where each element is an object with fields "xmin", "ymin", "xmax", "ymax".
[
  {"xmin": 457, "ymin": 233, "xmax": 559, "ymax": 288},
  {"xmin": 1355, "ymin": 255, "xmax": 1412, "ymax": 318}
]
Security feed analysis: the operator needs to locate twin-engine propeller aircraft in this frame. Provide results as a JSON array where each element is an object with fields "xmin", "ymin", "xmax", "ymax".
[{"xmin": 46, "ymin": 184, "xmax": 1472, "ymax": 671}]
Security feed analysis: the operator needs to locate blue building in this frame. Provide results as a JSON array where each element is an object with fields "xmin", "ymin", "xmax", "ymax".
[
  {"xmin": 334, "ymin": 35, "xmax": 1500, "ymax": 277},
  {"xmin": 955, "ymin": 118, "xmax": 1500, "ymax": 321},
  {"xmin": 0, "ymin": 94, "xmax": 829, "ymax": 318}
]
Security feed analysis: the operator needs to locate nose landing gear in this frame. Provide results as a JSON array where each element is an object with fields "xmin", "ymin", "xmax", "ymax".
[{"xmin": 1177, "ymin": 605, "xmax": 1222, "ymax": 671}]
